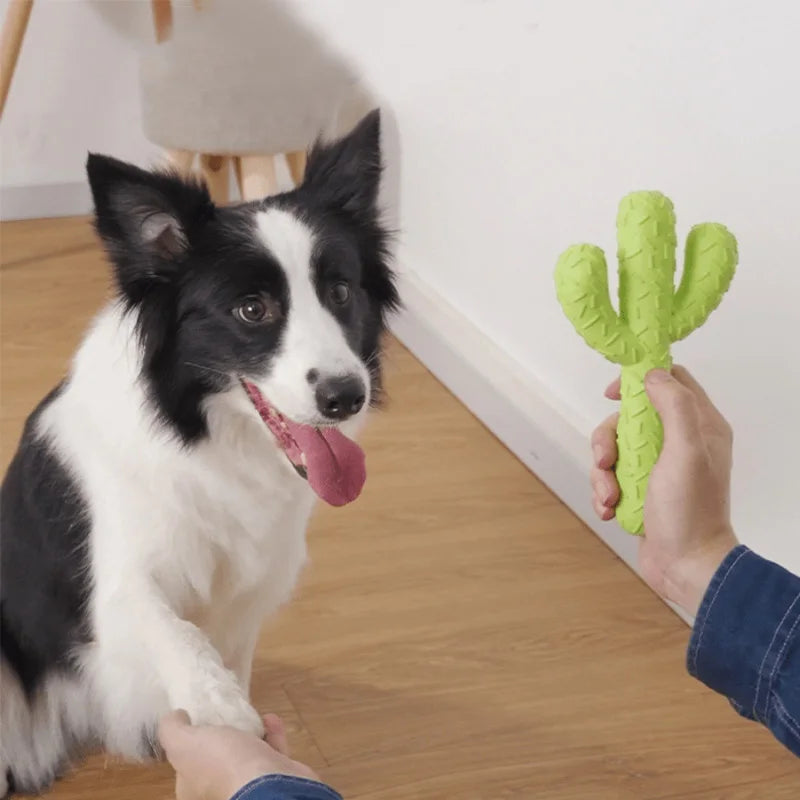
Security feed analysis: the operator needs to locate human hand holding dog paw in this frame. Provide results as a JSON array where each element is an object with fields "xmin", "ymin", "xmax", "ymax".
[
  {"xmin": 159, "ymin": 711, "xmax": 320, "ymax": 800},
  {"xmin": 172, "ymin": 669, "xmax": 265, "ymax": 740}
]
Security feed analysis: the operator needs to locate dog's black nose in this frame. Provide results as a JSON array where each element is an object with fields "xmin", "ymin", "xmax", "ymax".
[{"xmin": 315, "ymin": 375, "xmax": 366, "ymax": 421}]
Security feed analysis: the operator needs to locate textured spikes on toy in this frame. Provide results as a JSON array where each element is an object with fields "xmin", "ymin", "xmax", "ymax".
[
  {"xmin": 615, "ymin": 192, "xmax": 676, "ymax": 363},
  {"xmin": 612, "ymin": 193, "xmax": 677, "ymax": 533},
  {"xmin": 671, "ymin": 223, "xmax": 738, "ymax": 342},
  {"xmin": 554, "ymin": 191, "xmax": 737, "ymax": 535},
  {"xmin": 555, "ymin": 244, "xmax": 644, "ymax": 366}
]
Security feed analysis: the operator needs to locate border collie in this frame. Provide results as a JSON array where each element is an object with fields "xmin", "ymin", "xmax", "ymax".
[{"xmin": 0, "ymin": 110, "xmax": 397, "ymax": 795}]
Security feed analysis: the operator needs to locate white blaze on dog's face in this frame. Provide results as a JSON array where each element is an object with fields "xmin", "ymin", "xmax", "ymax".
[
  {"xmin": 250, "ymin": 208, "xmax": 370, "ymax": 429},
  {"xmin": 230, "ymin": 198, "xmax": 388, "ymax": 506}
]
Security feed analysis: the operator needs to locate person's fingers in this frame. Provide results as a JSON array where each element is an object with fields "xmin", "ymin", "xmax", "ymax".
[
  {"xmin": 158, "ymin": 710, "xmax": 193, "ymax": 760},
  {"xmin": 604, "ymin": 377, "xmax": 621, "ymax": 400},
  {"xmin": 645, "ymin": 370, "xmax": 702, "ymax": 448},
  {"xmin": 593, "ymin": 494, "xmax": 615, "ymax": 521},
  {"xmin": 591, "ymin": 466, "xmax": 619, "ymax": 508},
  {"xmin": 591, "ymin": 413, "xmax": 619, "ymax": 468},
  {"xmin": 262, "ymin": 714, "xmax": 290, "ymax": 757},
  {"xmin": 605, "ymin": 368, "xmax": 717, "ymax": 410}
]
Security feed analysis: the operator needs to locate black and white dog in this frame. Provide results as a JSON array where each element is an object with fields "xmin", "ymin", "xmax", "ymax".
[{"xmin": 0, "ymin": 111, "xmax": 398, "ymax": 795}]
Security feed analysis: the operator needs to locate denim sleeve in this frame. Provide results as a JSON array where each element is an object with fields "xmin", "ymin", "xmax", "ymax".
[
  {"xmin": 688, "ymin": 545, "xmax": 800, "ymax": 757},
  {"xmin": 229, "ymin": 775, "xmax": 343, "ymax": 800}
]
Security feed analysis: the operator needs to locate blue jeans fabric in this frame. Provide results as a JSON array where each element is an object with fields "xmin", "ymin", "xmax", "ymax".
[
  {"xmin": 688, "ymin": 545, "xmax": 800, "ymax": 757},
  {"xmin": 228, "ymin": 775, "xmax": 343, "ymax": 800}
]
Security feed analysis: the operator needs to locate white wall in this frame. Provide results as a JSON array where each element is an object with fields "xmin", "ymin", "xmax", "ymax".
[
  {"xmin": 0, "ymin": 0, "xmax": 158, "ymax": 189},
  {"xmin": 3, "ymin": 0, "xmax": 799, "ymax": 572},
  {"xmin": 289, "ymin": 0, "xmax": 800, "ymax": 573}
]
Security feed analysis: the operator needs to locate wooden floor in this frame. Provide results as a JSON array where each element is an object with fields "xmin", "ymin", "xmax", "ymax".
[{"xmin": 1, "ymin": 217, "xmax": 797, "ymax": 799}]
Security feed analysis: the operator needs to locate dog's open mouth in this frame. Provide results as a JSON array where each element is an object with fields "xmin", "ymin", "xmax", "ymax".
[{"xmin": 241, "ymin": 380, "xmax": 366, "ymax": 507}]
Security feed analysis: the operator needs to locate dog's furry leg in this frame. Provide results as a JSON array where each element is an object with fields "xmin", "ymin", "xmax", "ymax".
[{"xmin": 93, "ymin": 583, "xmax": 264, "ymax": 749}]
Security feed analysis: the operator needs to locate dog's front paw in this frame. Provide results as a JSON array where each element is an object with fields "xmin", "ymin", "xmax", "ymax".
[{"xmin": 175, "ymin": 674, "xmax": 264, "ymax": 737}]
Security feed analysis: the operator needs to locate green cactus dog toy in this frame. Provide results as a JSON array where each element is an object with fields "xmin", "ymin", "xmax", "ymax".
[{"xmin": 555, "ymin": 192, "xmax": 737, "ymax": 534}]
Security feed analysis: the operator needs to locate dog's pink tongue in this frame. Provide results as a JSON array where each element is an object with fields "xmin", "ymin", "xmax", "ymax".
[{"xmin": 287, "ymin": 422, "xmax": 366, "ymax": 506}]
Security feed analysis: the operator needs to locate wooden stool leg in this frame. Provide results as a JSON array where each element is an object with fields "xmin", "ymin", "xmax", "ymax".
[
  {"xmin": 286, "ymin": 150, "xmax": 307, "ymax": 187},
  {"xmin": 234, "ymin": 156, "xmax": 277, "ymax": 202},
  {"xmin": 150, "ymin": 0, "xmax": 173, "ymax": 44},
  {"xmin": 164, "ymin": 149, "xmax": 195, "ymax": 178},
  {"xmin": 199, "ymin": 154, "xmax": 230, "ymax": 204},
  {"xmin": 0, "ymin": 0, "xmax": 34, "ymax": 119}
]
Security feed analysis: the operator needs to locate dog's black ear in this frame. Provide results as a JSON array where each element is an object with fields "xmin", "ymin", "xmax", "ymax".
[
  {"xmin": 86, "ymin": 154, "xmax": 212, "ymax": 299},
  {"xmin": 303, "ymin": 109, "xmax": 382, "ymax": 220}
]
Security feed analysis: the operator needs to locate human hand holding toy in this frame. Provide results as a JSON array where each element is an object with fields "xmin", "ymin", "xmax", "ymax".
[{"xmin": 554, "ymin": 192, "xmax": 737, "ymax": 534}]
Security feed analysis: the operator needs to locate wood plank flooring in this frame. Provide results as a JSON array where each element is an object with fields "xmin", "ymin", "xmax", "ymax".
[{"xmin": 1, "ymin": 217, "xmax": 797, "ymax": 799}]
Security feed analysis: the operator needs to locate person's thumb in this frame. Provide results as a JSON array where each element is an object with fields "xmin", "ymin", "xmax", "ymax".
[
  {"xmin": 645, "ymin": 369, "xmax": 701, "ymax": 449},
  {"xmin": 158, "ymin": 709, "xmax": 193, "ymax": 760},
  {"xmin": 263, "ymin": 714, "xmax": 291, "ymax": 756}
]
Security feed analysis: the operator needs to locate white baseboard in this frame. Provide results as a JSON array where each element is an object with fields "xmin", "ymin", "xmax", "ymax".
[
  {"xmin": 391, "ymin": 267, "xmax": 690, "ymax": 624},
  {"xmin": 1, "ymin": 182, "xmax": 92, "ymax": 221}
]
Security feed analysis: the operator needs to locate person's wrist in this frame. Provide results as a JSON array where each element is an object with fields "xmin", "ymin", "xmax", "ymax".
[
  {"xmin": 226, "ymin": 756, "xmax": 319, "ymax": 798},
  {"xmin": 667, "ymin": 527, "xmax": 738, "ymax": 617},
  {"xmin": 222, "ymin": 763, "xmax": 283, "ymax": 800}
]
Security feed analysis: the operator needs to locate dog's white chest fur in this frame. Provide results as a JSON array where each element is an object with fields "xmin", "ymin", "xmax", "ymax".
[{"xmin": 36, "ymin": 305, "xmax": 315, "ymax": 755}]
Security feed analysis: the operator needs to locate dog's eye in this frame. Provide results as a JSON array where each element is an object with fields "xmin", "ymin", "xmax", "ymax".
[
  {"xmin": 235, "ymin": 295, "xmax": 280, "ymax": 325},
  {"xmin": 329, "ymin": 281, "xmax": 351, "ymax": 306}
]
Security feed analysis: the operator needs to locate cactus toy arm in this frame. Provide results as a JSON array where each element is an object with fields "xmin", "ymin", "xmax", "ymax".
[
  {"xmin": 671, "ymin": 223, "xmax": 738, "ymax": 342},
  {"xmin": 554, "ymin": 192, "xmax": 737, "ymax": 534},
  {"xmin": 555, "ymin": 244, "xmax": 644, "ymax": 365}
]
